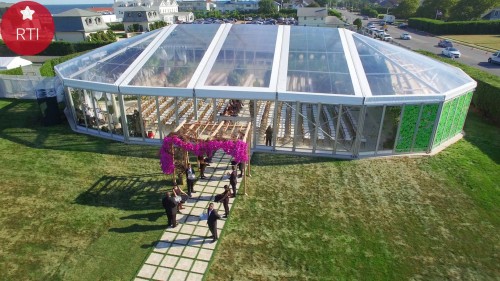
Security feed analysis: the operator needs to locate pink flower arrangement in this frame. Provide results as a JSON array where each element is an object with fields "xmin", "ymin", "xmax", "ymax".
[{"xmin": 159, "ymin": 135, "xmax": 248, "ymax": 175}]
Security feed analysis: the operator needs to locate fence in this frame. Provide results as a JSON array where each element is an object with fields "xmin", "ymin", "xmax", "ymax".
[{"xmin": 0, "ymin": 75, "xmax": 51, "ymax": 99}]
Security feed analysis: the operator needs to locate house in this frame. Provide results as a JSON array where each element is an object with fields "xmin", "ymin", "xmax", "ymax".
[
  {"xmin": 282, "ymin": 0, "xmax": 312, "ymax": 9},
  {"xmin": 87, "ymin": 7, "xmax": 118, "ymax": 23},
  {"xmin": 482, "ymin": 7, "xmax": 500, "ymax": 20},
  {"xmin": 53, "ymin": 9, "xmax": 110, "ymax": 42},
  {"xmin": 176, "ymin": 0, "xmax": 212, "ymax": 11},
  {"xmin": 214, "ymin": 0, "xmax": 260, "ymax": 13},
  {"xmin": 114, "ymin": 0, "xmax": 182, "ymax": 24},
  {"xmin": 0, "ymin": 57, "xmax": 32, "ymax": 70},
  {"xmin": 122, "ymin": 6, "xmax": 161, "ymax": 32},
  {"xmin": 297, "ymin": 7, "xmax": 328, "ymax": 27}
]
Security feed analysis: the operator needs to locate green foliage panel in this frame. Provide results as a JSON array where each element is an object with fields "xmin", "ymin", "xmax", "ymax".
[
  {"xmin": 434, "ymin": 101, "xmax": 451, "ymax": 147},
  {"xmin": 453, "ymin": 92, "xmax": 473, "ymax": 135},
  {"xmin": 395, "ymin": 105, "xmax": 420, "ymax": 153},
  {"xmin": 413, "ymin": 104, "xmax": 439, "ymax": 152},
  {"xmin": 451, "ymin": 94, "xmax": 466, "ymax": 135},
  {"xmin": 433, "ymin": 92, "xmax": 474, "ymax": 148},
  {"xmin": 443, "ymin": 97, "xmax": 459, "ymax": 141}
]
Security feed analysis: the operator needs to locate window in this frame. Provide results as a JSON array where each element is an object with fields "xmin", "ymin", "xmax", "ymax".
[
  {"xmin": 138, "ymin": 12, "xmax": 142, "ymax": 17},
  {"xmin": 85, "ymin": 18, "xmax": 93, "ymax": 25},
  {"xmin": 304, "ymin": 16, "xmax": 306, "ymax": 20}
]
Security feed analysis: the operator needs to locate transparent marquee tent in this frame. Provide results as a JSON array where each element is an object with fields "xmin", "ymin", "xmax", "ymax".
[{"xmin": 55, "ymin": 24, "xmax": 476, "ymax": 158}]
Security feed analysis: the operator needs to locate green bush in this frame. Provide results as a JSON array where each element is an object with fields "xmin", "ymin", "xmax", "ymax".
[
  {"xmin": 40, "ymin": 52, "xmax": 86, "ymax": 77},
  {"xmin": 360, "ymin": 7, "xmax": 378, "ymax": 18},
  {"xmin": 74, "ymin": 41, "xmax": 112, "ymax": 53},
  {"xmin": 107, "ymin": 22, "xmax": 124, "ymax": 31},
  {"xmin": 409, "ymin": 18, "xmax": 500, "ymax": 35},
  {"xmin": 40, "ymin": 41, "xmax": 75, "ymax": 56},
  {"xmin": 0, "ymin": 66, "xmax": 23, "ymax": 75},
  {"xmin": 417, "ymin": 50, "xmax": 500, "ymax": 124}
]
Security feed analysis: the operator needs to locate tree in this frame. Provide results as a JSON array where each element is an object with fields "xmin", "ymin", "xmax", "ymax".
[
  {"xmin": 258, "ymin": 0, "xmax": 278, "ymax": 14},
  {"xmin": 86, "ymin": 30, "xmax": 117, "ymax": 43},
  {"xmin": 393, "ymin": 0, "xmax": 419, "ymax": 19},
  {"xmin": 353, "ymin": 18, "xmax": 362, "ymax": 29},
  {"xmin": 416, "ymin": 0, "xmax": 459, "ymax": 20},
  {"xmin": 307, "ymin": 1, "xmax": 320, "ymax": 7},
  {"xmin": 449, "ymin": 0, "xmax": 500, "ymax": 21}
]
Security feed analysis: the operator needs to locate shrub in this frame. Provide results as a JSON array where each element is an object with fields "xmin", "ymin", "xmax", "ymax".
[
  {"xmin": 417, "ymin": 50, "xmax": 500, "ymax": 124},
  {"xmin": 40, "ymin": 52, "xmax": 86, "ymax": 77},
  {"xmin": 409, "ymin": 18, "xmax": 500, "ymax": 35},
  {"xmin": 107, "ymin": 22, "xmax": 124, "ymax": 31},
  {"xmin": 0, "ymin": 66, "xmax": 23, "ymax": 75}
]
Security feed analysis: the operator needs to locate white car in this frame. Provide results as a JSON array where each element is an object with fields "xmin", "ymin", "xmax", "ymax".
[
  {"xmin": 400, "ymin": 33, "xmax": 411, "ymax": 40},
  {"xmin": 488, "ymin": 51, "xmax": 500, "ymax": 64},
  {"xmin": 382, "ymin": 34, "xmax": 392, "ymax": 41},
  {"xmin": 442, "ymin": 47, "xmax": 461, "ymax": 58}
]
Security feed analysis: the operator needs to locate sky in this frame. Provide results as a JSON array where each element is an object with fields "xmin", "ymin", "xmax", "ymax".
[{"xmin": 1, "ymin": 0, "xmax": 113, "ymax": 4}]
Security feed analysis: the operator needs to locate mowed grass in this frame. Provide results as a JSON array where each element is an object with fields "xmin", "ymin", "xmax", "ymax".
[
  {"xmin": 445, "ymin": 35, "xmax": 500, "ymax": 51},
  {"xmin": 207, "ymin": 113, "xmax": 500, "ymax": 280},
  {"xmin": 0, "ymin": 99, "xmax": 171, "ymax": 280}
]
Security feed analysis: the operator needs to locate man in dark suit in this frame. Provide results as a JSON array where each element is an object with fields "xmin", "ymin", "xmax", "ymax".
[
  {"xmin": 185, "ymin": 163, "xmax": 196, "ymax": 196},
  {"xmin": 162, "ymin": 191, "xmax": 178, "ymax": 228},
  {"xmin": 207, "ymin": 202, "xmax": 221, "ymax": 243},
  {"xmin": 228, "ymin": 165, "xmax": 237, "ymax": 197}
]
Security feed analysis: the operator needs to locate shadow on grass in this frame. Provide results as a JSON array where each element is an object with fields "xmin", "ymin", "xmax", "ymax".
[
  {"xmin": 75, "ymin": 174, "xmax": 174, "ymax": 211},
  {"xmin": 0, "ymin": 99, "xmax": 158, "ymax": 159},
  {"xmin": 109, "ymin": 224, "xmax": 165, "ymax": 233},
  {"xmin": 463, "ymin": 111, "xmax": 500, "ymax": 164},
  {"xmin": 121, "ymin": 212, "xmax": 165, "ymax": 222},
  {"xmin": 250, "ymin": 152, "xmax": 343, "ymax": 167}
]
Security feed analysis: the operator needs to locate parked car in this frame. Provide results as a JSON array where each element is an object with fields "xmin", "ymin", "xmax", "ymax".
[
  {"xmin": 382, "ymin": 34, "xmax": 392, "ymax": 41},
  {"xmin": 438, "ymin": 39, "xmax": 453, "ymax": 48},
  {"xmin": 442, "ymin": 47, "xmax": 461, "ymax": 58},
  {"xmin": 488, "ymin": 50, "xmax": 500, "ymax": 64},
  {"xmin": 400, "ymin": 33, "xmax": 411, "ymax": 40},
  {"xmin": 363, "ymin": 16, "xmax": 369, "ymax": 20}
]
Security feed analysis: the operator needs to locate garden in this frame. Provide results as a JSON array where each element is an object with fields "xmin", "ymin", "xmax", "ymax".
[{"xmin": 0, "ymin": 98, "xmax": 498, "ymax": 280}]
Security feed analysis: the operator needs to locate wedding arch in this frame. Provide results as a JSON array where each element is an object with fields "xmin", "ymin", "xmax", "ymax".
[{"xmin": 159, "ymin": 120, "xmax": 252, "ymax": 193}]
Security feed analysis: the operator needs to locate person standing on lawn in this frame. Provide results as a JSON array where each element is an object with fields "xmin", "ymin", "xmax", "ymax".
[
  {"xmin": 162, "ymin": 191, "xmax": 178, "ymax": 228},
  {"xmin": 219, "ymin": 185, "xmax": 232, "ymax": 218},
  {"xmin": 207, "ymin": 202, "xmax": 221, "ymax": 242}
]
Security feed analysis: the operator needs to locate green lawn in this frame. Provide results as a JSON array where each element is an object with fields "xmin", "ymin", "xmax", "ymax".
[
  {"xmin": 445, "ymin": 35, "xmax": 500, "ymax": 51},
  {"xmin": 207, "ymin": 114, "xmax": 500, "ymax": 279},
  {"xmin": 0, "ymin": 99, "xmax": 170, "ymax": 280},
  {"xmin": 1, "ymin": 99, "xmax": 499, "ymax": 280}
]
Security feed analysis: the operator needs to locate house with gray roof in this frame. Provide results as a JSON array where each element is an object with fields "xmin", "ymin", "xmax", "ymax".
[
  {"xmin": 122, "ymin": 6, "xmax": 161, "ymax": 32},
  {"xmin": 53, "ymin": 9, "xmax": 109, "ymax": 42}
]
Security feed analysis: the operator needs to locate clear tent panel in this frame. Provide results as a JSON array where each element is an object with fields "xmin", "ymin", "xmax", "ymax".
[
  {"xmin": 55, "ymin": 29, "xmax": 161, "ymax": 79},
  {"xmin": 204, "ymin": 25, "xmax": 278, "ymax": 88},
  {"xmin": 129, "ymin": 25, "xmax": 220, "ymax": 88},
  {"xmin": 71, "ymin": 34, "xmax": 159, "ymax": 84},
  {"xmin": 286, "ymin": 26, "xmax": 354, "ymax": 95},
  {"xmin": 352, "ymin": 33, "xmax": 474, "ymax": 95}
]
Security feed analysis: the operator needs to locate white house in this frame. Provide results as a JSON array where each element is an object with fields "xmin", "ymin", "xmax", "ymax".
[
  {"xmin": 176, "ymin": 0, "xmax": 212, "ymax": 12},
  {"xmin": 122, "ymin": 6, "xmax": 162, "ymax": 32},
  {"xmin": 297, "ymin": 7, "xmax": 328, "ymax": 27},
  {"xmin": 114, "ymin": 0, "xmax": 183, "ymax": 24},
  {"xmin": 53, "ymin": 9, "xmax": 110, "ymax": 42}
]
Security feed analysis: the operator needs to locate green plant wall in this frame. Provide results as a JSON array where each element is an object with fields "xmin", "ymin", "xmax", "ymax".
[
  {"xmin": 395, "ymin": 105, "xmax": 420, "ymax": 153},
  {"xmin": 413, "ymin": 104, "xmax": 439, "ymax": 152},
  {"xmin": 433, "ymin": 91, "xmax": 474, "ymax": 148}
]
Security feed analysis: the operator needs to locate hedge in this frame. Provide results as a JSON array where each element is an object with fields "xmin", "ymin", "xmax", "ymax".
[
  {"xmin": 417, "ymin": 50, "xmax": 500, "ymax": 124},
  {"xmin": 38, "ymin": 41, "xmax": 113, "ymax": 56},
  {"xmin": 409, "ymin": 18, "xmax": 500, "ymax": 35},
  {"xmin": 40, "ymin": 52, "xmax": 86, "ymax": 77},
  {"xmin": 0, "ymin": 66, "xmax": 23, "ymax": 75}
]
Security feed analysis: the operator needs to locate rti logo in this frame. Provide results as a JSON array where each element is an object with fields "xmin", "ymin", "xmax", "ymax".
[{"xmin": 1, "ymin": 1, "xmax": 54, "ymax": 55}]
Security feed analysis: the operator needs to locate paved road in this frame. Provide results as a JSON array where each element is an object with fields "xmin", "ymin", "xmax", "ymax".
[{"xmin": 342, "ymin": 11, "xmax": 500, "ymax": 76}]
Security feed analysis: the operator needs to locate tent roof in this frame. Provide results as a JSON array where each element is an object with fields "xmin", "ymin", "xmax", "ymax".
[
  {"xmin": 0, "ymin": 56, "xmax": 32, "ymax": 70},
  {"xmin": 55, "ymin": 24, "xmax": 476, "ymax": 104}
]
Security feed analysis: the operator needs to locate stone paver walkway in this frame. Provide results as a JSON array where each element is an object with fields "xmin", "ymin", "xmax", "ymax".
[{"xmin": 135, "ymin": 151, "xmax": 240, "ymax": 281}]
